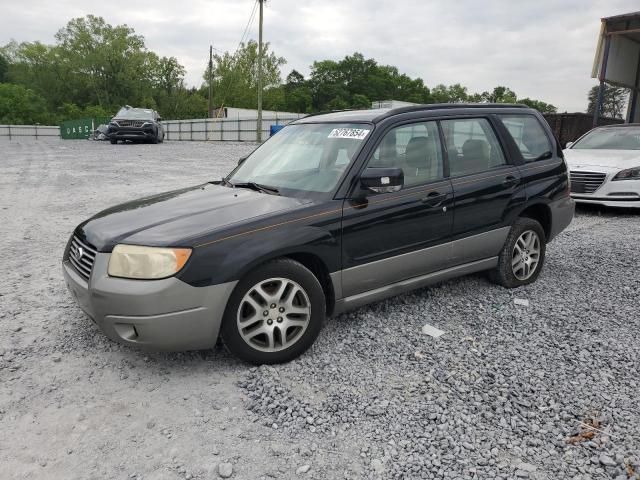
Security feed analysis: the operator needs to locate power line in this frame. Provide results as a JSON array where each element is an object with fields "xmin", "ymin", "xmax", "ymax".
[
  {"xmin": 257, "ymin": 0, "xmax": 264, "ymax": 142},
  {"xmin": 215, "ymin": 0, "xmax": 259, "ymax": 116}
]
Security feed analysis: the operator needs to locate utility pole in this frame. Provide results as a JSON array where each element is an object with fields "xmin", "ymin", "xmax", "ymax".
[
  {"xmin": 208, "ymin": 45, "xmax": 213, "ymax": 118},
  {"xmin": 257, "ymin": 0, "xmax": 264, "ymax": 142}
]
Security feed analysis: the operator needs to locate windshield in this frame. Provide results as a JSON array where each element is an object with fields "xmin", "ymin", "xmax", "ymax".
[
  {"xmin": 572, "ymin": 126, "xmax": 640, "ymax": 150},
  {"xmin": 228, "ymin": 123, "xmax": 371, "ymax": 194},
  {"xmin": 115, "ymin": 107, "xmax": 155, "ymax": 120}
]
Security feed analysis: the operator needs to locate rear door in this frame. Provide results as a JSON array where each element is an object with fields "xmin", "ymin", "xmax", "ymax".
[
  {"xmin": 496, "ymin": 112, "xmax": 567, "ymax": 210},
  {"xmin": 442, "ymin": 116, "xmax": 525, "ymax": 265},
  {"xmin": 340, "ymin": 119, "xmax": 454, "ymax": 297}
]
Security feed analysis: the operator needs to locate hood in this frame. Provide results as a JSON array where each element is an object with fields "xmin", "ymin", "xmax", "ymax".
[
  {"xmin": 563, "ymin": 148, "xmax": 640, "ymax": 170},
  {"xmin": 77, "ymin": 183, "xmax": 312, "ymax": 251}
]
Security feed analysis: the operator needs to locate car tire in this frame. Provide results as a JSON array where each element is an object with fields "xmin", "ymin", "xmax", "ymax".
[
  {"xmin": 489, "ymin": 217, "xmax": 546, "ymax": 288},
  {"xmin": 220, "ymin": 258, "xmax": 325, "ymax": 364},
  {"xmin": 150, "ymin": 134, "xmax": 159, "ymax": 144},
  {"xmin": 110, "ymin": 138, "xmax": 117, "ymax": 144}
]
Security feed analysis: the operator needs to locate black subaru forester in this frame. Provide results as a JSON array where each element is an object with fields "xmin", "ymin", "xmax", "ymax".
[{"xmin": 63, "ymin": 104, "xmax": 574, "ymax": 364}]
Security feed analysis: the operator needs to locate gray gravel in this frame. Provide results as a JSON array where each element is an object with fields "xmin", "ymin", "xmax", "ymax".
[{"xmin": 1, "ymin": 139, "xmax": 639, "ymax": 479}]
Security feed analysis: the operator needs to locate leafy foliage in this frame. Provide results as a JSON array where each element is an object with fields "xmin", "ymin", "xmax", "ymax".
[
  {"xmin": 587, "ymin": 84, "xmax": 628, "ymax": 119},
  {"xmin": 203, "ymin": 40, "xmax": 285, "ymax": 112},
  {"xmin": 1, "ymin": 15, "xmax": 206, "ymax": 123},
  {"xmin": 0, "ymin": 53, "xmax": 8, "ymax": 83},
  {"xmin": 0, "ymin": 83, "xmax": 52, "ymax": 124}
]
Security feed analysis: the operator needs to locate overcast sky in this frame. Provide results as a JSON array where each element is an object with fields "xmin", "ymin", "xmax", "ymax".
[{"xmin": 2, "ymin": 0, "xmax": 638, "ymax": 112}]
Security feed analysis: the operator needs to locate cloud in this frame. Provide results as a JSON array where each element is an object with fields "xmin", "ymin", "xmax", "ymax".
[{"xmin": 1, "ymin": 0, "xmax": 638, "ymax": 111}]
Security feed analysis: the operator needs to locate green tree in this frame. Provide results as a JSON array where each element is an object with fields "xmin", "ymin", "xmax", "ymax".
[
  {"xmin": 0, "ymin": 53, "xmax": 8, "ymax": 83},
  {"xmin": 205, "ymin": 40, "xmax": 285, "ymax": 110},
  {"xmin": 431, "ymin": 84, "xmax": 471, "ymax": 103},
  {"xmin": 54, "ymin": 15, "xmax": 154, "ymax": 108},
  {"xmin": 282, "ymin": 70, "xmax": 313, "ymax": 113},
  {"xmin": 481, "ymin": 86, "xmax": 517, "ymax": 103},
  {"xmin": 0, "ymin": 83, "xmax": 52, "ymax": 124},
  {"xmin": 587, "ymin": 85, "xmax": 628, "ymax": 119},
  {"xmin": 518, "ymin": 97, "xmax": 557, "ymax": 113},
  {"xmin": 307, "ymin": 53, "xmax": 431, "ymax": 111},
  {"xmin": 2, "ymin": 15, "xmax": 193, "ymax": 122}
]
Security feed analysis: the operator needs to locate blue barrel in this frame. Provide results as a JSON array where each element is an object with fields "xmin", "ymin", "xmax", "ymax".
[{"xmin": 270, "ymin": 124, "xmax": 285, "ymax": 136}]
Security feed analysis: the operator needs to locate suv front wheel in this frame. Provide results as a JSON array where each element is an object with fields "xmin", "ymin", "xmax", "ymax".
[
  {"xmin": 221, "ymin": 259, "xmax": 325, "ymax": 364},
  {"xmin": 490, "ymin": 217, "xmax": 546, "ymax": 288}
]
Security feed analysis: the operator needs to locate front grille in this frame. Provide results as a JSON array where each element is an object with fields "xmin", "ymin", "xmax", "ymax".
[
  {"xmin": 570, "ymin": 171, "xmax": 607, "ymax": 194},
  {"xmin": 117, "ymin": 120, "xmax": 146, "ymax": 128},
  {"xmin": 68, "ymin": 235, "xmax": 97, "ymax": 280}
]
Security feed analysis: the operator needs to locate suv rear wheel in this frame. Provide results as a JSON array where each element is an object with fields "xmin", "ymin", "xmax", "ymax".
[
  {"xmin": 490, "ymin": 217, "xmax": 546, "ymax": 288},
  {"xmin": 221, "ymin": 259, "xmax": 325, "ymax": 364}
]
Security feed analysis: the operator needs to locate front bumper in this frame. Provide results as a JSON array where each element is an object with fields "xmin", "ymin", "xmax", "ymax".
[
  {"xmin": 108, "ymin": 128, "xmax": 156, "ymax": 141},
  {"xmin": 571, "ymin": 193, "xmax": 640, "ymax": 208},
  {"xmin": 62, "ymin": 252, "xmax": 237, "ymax": 351},
  {"xmin": 570, "ymin": 171, "xmax": 640, "ymax": 208}
]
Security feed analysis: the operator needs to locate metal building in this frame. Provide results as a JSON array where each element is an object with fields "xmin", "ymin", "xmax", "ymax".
[{"xmin": 592, "ymin": 11, "xmax": 640, "ymax": 124}]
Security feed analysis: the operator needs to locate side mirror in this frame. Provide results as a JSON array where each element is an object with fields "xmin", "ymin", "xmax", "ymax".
[
  {"xmin": 157, "ymin": 117, "xmax": 162, "ymax": 122},
  {"xmin": 565, "ymin": 142, "xmax": 573, "ymax": 149},
  {"xmin": 238, "ymin": 156, "xmax": 248, "ymax": 165},
  {"xmin": 360, "ymin": 167, "xmax": 404, "ymax": 193}
]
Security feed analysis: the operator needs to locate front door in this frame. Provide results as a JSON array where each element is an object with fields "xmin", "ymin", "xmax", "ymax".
[{"xmin": 340, "ymin": 120, "xmax": 454, "ymax": 297}]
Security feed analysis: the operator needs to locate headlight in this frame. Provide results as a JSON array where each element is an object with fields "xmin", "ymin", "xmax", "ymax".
[
  {"xmin": 108, "ymin": 245, "xmax": 192, "ymax": 279},
  {"xmin": 109, "ymin": 121, "xmax": 119, "ymax": 127},
  {"xmin": 612, "ymin": 167, "xmax": 640, "ymax": 181}
]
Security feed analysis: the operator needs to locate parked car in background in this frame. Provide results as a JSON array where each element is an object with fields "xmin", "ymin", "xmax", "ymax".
[
  {"xmin": 108, "ymin": 106, "xmax": 165, "ymax": 144},
  {"xmin": 63, "ymin": 104, "xmax": 574, "ymax": 364},
  {"xmin": 564, "ymin": 124, "xmax": 640, "ymax": 208}
]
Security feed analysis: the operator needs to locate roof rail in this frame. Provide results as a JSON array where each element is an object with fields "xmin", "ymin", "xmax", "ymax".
[
  {"xmin": 297, "ymin": 108, "xmax": 379, "ymax": 120},
  {"xmin": 385, "ymin": 103, "xmax": 529, "ymax": 115},
  {"xmin": 297, "ymin": 103, "xmax": 530, "ymax": 122}
]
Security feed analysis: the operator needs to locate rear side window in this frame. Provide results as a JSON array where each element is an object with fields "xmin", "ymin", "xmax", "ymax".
[
  {"xmin": 498, "ymin": 114, "xmax": 552, "ymax": 162},
  {"xmin": 440, "ymin": 118, "xmax": 507, "ymax": 176}
]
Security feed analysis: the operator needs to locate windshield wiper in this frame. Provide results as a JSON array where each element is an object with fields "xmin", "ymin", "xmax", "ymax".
[{"xmin": 231, "ymin": 181, "xmax": 280, "ymax": 195}]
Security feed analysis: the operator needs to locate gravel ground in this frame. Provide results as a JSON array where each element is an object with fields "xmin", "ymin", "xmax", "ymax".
[{"xmin": 1, "ymin": 139, "xmax": 639, "ymax": 480}]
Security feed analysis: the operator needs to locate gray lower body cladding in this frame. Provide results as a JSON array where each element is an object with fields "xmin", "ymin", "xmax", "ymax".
[
  {"xmin": 63, "ymin": 252, "xmax": 236, "ymax": 351},
  {"xmin": 548, "ymin": 196, "xmax": 575, "ymax": 241},
  {"xmin": 337, "ymin": 227, "xmax": 510, "ymax": 298}
]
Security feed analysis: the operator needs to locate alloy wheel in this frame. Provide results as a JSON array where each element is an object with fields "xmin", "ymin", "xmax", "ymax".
[
  {"xmin": 511, "ymin": 230, "xmax": 541, "ymax": 281},
  {"xmin": 236, "ymin": 277, "xmax": 311, "ymax": 353}
]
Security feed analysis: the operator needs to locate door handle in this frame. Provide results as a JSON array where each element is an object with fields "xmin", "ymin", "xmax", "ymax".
[
  {"xmin": 421, "ymin": 191, "xmax": 447, "ymax": 207},
  {"xmin": 502, "ymin": 175, "xmax": 519, "ymax": 187}
]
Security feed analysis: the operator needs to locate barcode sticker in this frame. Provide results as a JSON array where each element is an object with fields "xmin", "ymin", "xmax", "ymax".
[{"xmin": 328, "ymin": 128, "xmax": 370, "ymax": 140}]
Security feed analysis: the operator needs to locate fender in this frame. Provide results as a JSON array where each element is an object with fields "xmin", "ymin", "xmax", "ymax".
[{"xmin": 178, "ymin": 208, "xmax": 342, "ymax": 287}]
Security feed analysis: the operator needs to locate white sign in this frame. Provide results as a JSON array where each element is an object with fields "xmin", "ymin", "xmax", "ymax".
[{"xmin": 328, "ymin": 128, "xmax": 370, "ymax": 140}]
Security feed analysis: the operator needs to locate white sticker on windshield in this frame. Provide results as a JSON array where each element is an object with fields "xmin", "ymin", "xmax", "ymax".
[{"xmin": 328, "ymin": 128, "xmax": 370, "ymax": 140}]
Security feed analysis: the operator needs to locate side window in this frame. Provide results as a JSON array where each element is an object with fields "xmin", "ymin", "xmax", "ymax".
[
  {"xmin": 497, "ymin": 114, "xmax": 552, "ymax": 162},
  {"xmin": 440, "ymin": 118, "xmax": 507, "ymax": 176},
  {"xmin": 369, "ymin": 121, "xmax": 444, "ymax": 187}
]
